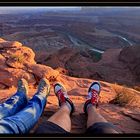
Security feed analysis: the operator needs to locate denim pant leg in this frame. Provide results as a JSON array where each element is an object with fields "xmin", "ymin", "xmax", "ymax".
[
  {"xmin": 0, "ymin": 92, "xmax": 47, "ymax": 134},
  {"xmin": 0, "ymin": 91, "xmax": 28, "ymax": 120}
]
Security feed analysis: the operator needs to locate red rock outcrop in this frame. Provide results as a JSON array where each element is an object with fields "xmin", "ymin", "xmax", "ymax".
[{"xmin": 0, "ymin": 38, "xmax": 59, "ymax": 88}]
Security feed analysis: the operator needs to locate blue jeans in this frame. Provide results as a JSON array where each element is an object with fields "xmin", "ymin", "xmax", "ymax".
[{"xmin": 0, "ymin": 89, "xmax": 47, "ymax": 134}]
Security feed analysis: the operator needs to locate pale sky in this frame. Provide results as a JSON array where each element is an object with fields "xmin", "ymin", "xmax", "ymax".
[
  {"xmin": 0, "ymin": 7, "xmax": 139, "ymax": 14},
  {"xmin": 0, "ymin": 7, "xmax": 81, "ymax": 14}
]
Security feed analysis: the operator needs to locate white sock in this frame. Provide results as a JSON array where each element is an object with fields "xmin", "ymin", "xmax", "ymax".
[{"xmin": 86, "ymin": 103, "xmax": 94, "ymax": 111}]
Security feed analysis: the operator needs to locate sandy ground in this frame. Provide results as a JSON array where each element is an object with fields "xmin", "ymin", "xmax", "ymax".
[{"xmin": 0, "ymin": 78, "xmax": 140, "ymax": 134}]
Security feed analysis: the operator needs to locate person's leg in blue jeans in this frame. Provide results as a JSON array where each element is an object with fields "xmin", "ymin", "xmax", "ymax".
[
  {"xmin": 0, "ymin": 78, "xmax": 50, "ymax": 134},
  {"xmin": 0, "ymin": 79, "xmax": 28, "ymax": 120}
]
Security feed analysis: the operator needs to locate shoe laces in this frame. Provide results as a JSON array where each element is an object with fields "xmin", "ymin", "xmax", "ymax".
[
  {"xmin": 90, "ymin": 89, "xmax": 99, "ymax": 104},
  {"xmin": 39, "ymin": 82, "xmax": 47, "ymax": 92},
  {"xmin": 57, "ymin": 89, "xmax": 66, "ymax": 103}
]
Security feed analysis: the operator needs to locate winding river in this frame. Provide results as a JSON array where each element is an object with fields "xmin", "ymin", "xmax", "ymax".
[
  {"xmin": 67, "ymin": 34, "xmax": 105, "ymax": 54},
  {"xmin": 54, "ymin": 28, "xmax": 133, "ymax": 54},
  {"xmin": 114, "ymin": 35, "xmax": 133, "ymax": 46},
  {"xmin": 68, "ymin": 31, "xmax": 133, "ymax": 54},
  {"xmin": 95, "ymin": 26, "xmax": 133, "ymax": 47}
]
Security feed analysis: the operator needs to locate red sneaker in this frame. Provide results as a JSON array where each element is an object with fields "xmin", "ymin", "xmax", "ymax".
[
  {"xmin": 84, "ymin": 81, "xmax": 101, "ymax": 114},
  {"xmin": 54, "ymin": 83, "xmax": 75, "ymax": 115}
]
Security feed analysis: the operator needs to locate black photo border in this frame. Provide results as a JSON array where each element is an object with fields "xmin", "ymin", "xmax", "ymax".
[{"xmin": 0, "ymin": 0, "xmax": 140, "ymax": 139}]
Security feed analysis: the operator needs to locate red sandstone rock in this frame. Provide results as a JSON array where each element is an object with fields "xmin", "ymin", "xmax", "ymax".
[
  {"xmin": 0, "ymin": 54, "xmax": 6, "ymax": 65},
  {"xmin": 26, "ymin": 63, "xmax": 59, "ymax": 82},
  {"xmin": 0, "ymin": 38, "xmax": 6, "ymax": 43},
  {"xmin": 0, "ymin": 41, "xmax": 22, "ymax": 49},
  {"xmin": 0, "ymin": 38, "xmax": 59, "ymax": 87},
  {"xmin": 0, "ymin": 38, "xmax": 140, "ymax": 134}
]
